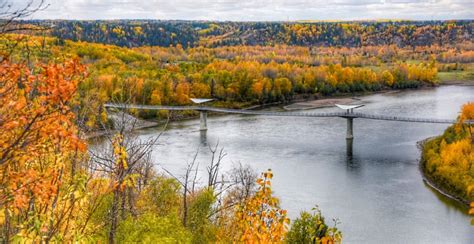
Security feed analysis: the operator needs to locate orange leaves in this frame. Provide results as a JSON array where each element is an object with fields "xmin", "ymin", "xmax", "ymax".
[
  {"xmin": 0, "ymin": 59, "xmax": 87, "ymax": 240},
  {"xmin": 0, "ymin": 59, "xmax": 87, "ymax": 166},
  {"xmin": 6, "ymin": 169, "xmax": 61, "ymax": 212},
  {"xmin": 460, "ymin": 102, "xmax": 474, "ymax": 122},
  {"xmin": 191, "ymin": 82, "xmax": 211, "ymax": 98},
  {"xmin": 175, "ymin": 82, "xmax": 191, "ymax": 105},
  {"xmin": 35, "ymin": 59, "xmax": 86, "ymax": 106},
  {"xmin": 112, "ymin": 134, "xmax": 128, "ymax": 170},
  {"xmin": 235, "ymin": 169, "xmax": 289, "ymax": 243}
]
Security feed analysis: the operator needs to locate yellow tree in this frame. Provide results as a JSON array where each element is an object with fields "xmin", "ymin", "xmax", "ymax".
[
  {"xmin": 460, "ymin": 102, "xmax": 474, "ymax": 224},
  {"xmin": 235, "ymin": 170, "xmax": 290, "ymax": 243},
  {"xmin": 459, "ymin": 102, "xmax": 474, "ymax": 144},
  {"xmin": 175, "ymin": 82, "xmax": 190, "ymax": 105},
  {"xmin": 380, "ymin": 70, "xmax": 394, "ymax": 87}
]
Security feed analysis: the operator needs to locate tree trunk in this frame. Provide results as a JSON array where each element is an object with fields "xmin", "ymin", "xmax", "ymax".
[
  {"xmin": 128, "ymin": 188, "xmax": 137, "ymax": 218},
  {"xmin": 3, "ymin": 207, "xmax": 10, "ymax": 243},
  {"xmin": 120, "ymin": 189, "xmax": 126, "ymax": 220},
  {"xmin": 467, "ymin": 125, "xmax": 474, "ymax": 145},
  {"xmin": 182, "ymin": 182, "xmax": 188, "ymax": 227},
  {"xmin": 108, "ymin": 189, "xmax": 120, "ymax": 244}
]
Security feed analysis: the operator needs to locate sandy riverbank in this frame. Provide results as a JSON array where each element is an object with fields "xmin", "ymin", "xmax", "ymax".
[{"xmin": 283, "ymin": 97, "xmax": 361, "ymax": 110}]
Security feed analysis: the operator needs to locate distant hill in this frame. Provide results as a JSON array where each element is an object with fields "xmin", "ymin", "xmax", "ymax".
[{"xmin": 25, "ymin": 20, "xmax": 473, "ymax": 48}]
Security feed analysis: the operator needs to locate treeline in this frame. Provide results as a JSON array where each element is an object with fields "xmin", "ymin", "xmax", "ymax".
[
  {"xmin": 26, "ymin": 20, "xmax": 474, "ymax": 48},
  {"xmin": 137, "ymin": 42, "xmax": 474, "ymax": 66},
  {"xmin": 422, "ymin": 102, "xmax": 474, "ymax": 203}
]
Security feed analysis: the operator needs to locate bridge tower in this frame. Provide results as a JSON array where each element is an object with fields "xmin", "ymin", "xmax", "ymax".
[
  {"xmin": 191, "ymin": 98, "xmax": 214, "ymax": 131},
  {"xmin": 335, "ymin": 104, "xmax": 365, "ymax": 140}
]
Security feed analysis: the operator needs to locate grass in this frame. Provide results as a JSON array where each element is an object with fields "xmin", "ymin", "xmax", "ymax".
[{"xmin": 438, "ymin": 70, "xmax": 474, "ymax": 84}]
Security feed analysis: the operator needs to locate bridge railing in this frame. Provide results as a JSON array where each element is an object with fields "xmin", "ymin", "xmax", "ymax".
[{"xmin": 104, "ymin": 103, "xmax": 471, "ymax": 125}]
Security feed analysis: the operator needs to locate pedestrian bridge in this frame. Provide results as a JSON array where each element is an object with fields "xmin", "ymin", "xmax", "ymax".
[
  {"xmin": 104, "ymin": 103, "xmax": 469, "ymax": 140},
  {"xmin": 105, "ymin": 103, "xmax": 456, "ymax": 123}
]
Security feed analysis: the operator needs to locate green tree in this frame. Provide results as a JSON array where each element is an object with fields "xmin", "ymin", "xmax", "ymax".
[
  {"xmin": 116, "ymin": 214, "xmax": 191, "ymax": 243},
  {"xmin": 187, "ymin": 188, "xmax": 217, "ymax": 243},
  {"xmin": 286, "ymin": 207, "xmax": 342, "ymax": 244}
]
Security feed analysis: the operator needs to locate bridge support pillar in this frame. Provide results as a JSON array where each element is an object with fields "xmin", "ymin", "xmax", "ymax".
[
  {"xmin": 199, "ymin": 111, "xmax": 208, "ymax": 131},
  {"xmin": 346, "ymin": 118, "xmax": 354, "ymax": 140}
]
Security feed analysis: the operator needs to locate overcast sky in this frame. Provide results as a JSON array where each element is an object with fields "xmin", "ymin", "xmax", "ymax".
[{"xmin": 9, "ymin": 0, "xmax": 474, "ymax": 21}]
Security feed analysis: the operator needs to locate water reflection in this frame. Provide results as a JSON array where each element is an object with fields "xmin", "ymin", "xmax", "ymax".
[
  {"xmin": 199, "ymin": 130, "xmax": 208, "ymax": 145},
  {"xmin": 423, "ymin": 181, "xmax": 469, "ymax": 214},
  {"xmin": 345, "ymin": 139, "xmax": 361, "ymax": 170},
  {"xmin": 346, "ymin": 138, "xmax": 353, "ymax": 157}
]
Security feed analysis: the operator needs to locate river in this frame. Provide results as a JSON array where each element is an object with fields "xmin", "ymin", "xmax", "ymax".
[{"xmin": 95, "ymin": 85, "xmax": 474, "ymax": 243}]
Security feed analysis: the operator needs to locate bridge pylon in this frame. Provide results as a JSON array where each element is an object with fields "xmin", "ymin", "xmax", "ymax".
[
  {"xmin": 346, "ymin": 117, "xmax": 354, "ymax": 140},
  {"xmin": 190, "ymin": 98, "xmax": 214, "ymax": 131},
  {"xmin": 335, "ymin": 104, "xmax": 364, "ymax": 140},
  {"xmin": 199, "ymin": 111, "xmax": 208, "ymax": 131}
]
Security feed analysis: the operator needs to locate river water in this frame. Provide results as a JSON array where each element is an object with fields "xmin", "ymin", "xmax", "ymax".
[{"xmin": 96, "ymin": 85, "xmax": 474, "ymax": 243}]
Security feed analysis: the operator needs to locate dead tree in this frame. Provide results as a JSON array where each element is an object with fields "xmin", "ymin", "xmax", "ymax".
[
  {"xmin": 207, "ymin": 141, "xmax": 227, "ymax": 188},
  {"xmin": 163, "ymin": 148, "xmax": 200, "ymax": 227},
  {"xmin": 88, "ymin": 98, "xmax": 168, "ymax": 244},
  {"xmin": 0, "ymin": 0, "xmax": 48, "ymax": 34},
  {"xmin": 162, "ymin": 143, "xmax": 258, "ymax": 228}
]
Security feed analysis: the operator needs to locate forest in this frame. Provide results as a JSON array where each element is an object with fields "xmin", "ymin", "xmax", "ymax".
[
  {"xmin": 3, "ymin": 32, "xmax": 471, "ymax": 132},
  {"xmin": 1, "ymin": 16, "xmax": 474, "ymax": 242},
  {"xmin": 28, "ymin": 20, "xmax": 474, "ymax": 48},
  {"xmin": 422, "ymin": 102, "xmax": 474, "ymax": 203}
]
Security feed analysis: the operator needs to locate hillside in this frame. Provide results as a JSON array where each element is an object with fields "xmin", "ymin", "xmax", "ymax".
[{"xmin": 22, "ymin": 20, "xmax": 474, "ymax": 48}]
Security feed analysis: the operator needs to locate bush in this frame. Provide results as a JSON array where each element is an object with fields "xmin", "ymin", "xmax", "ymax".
[
  {"xmin": 116, "ymin": 214, "xmax": 191, "ymax": 243},
  {"xmin": 286, "ymin": 207, "xmax": 342, "ymax": 244}
]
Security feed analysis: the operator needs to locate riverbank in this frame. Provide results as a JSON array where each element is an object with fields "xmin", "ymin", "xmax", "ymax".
[
  {"xmin": 440, "ymin": 79, "xmax": 474, "ymax": 86},
  {"xmin": 284, "ymin": 97, "xmax": 358, "ymax": 110},
  {"xmin": 417, "ymin": 137, "xmax": 471, "ymax": 206},
  {"xmin": 84, "ymin": 111, "xmax": 160, "ymax": 140}
]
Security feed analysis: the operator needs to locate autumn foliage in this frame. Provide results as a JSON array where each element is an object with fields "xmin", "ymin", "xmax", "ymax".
[
  {"xmin": 0, "ymin": 59, "xmax": 88, "ymax": 241},
  {"xmin": 0, "ymin": 55, "xmax": 340, "ymax": 241},
  {"xmin": 2, "ymin": 34, "xmax": 452, "ymax": 129},
  {"xmin": 6, "ymin": 18, "xmax": 473, "ymax": 241},
  {"xmin": 422, "ymin": 102, "xmax": 474, "ymax": 206},
  {"xmin": 44, "ymin": 20, "xmax": 473, "ymax": 48},
  {"xmin": 234, "ymin": 170, "xmax": 290, "ymax": 242}
]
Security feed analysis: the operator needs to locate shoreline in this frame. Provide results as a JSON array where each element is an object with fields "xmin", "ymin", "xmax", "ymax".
[{"xmin": 417, "ymin": 137, "xmax": 470, "ymax": 207}]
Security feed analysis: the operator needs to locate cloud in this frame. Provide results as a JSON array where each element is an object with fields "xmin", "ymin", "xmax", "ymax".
[{"xmin": 9, "ymin": 0, "xmax": 474, "ymax": 20}]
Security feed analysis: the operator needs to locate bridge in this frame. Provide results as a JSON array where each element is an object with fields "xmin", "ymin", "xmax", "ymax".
[{"xmin": 104, "ymin": 102, "xmax": 463, "ymax": 142}]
